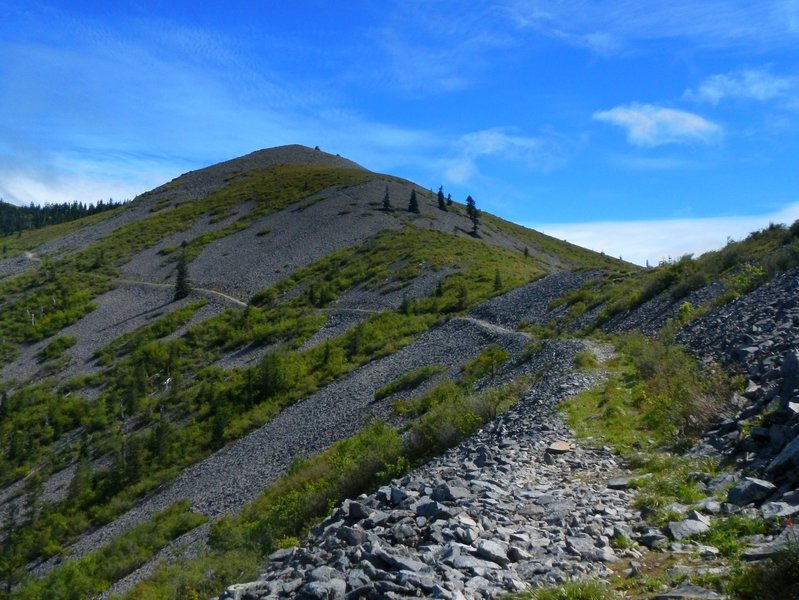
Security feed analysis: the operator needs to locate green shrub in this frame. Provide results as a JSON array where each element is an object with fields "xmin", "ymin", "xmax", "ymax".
[
  {"xmin": 574, "ymin": 348, "xmax": 598, "ymax": 369},
  {"xmin": 35, "ymin": 335, "xmax": 77, "ymax": 363},
  {"xmin": 730, "ymin": 538, "xmax": 799, "ymax": 599},
  {"xmin": 13, "ymin": 501, "xmax": 205, "ymax": 600},
  {"xmin": 374, "ymin": 365, "xmax": 444, "ymax": 400},
  {"xmin": 461, "ymin": 344, "xmax": 509, "ymax": 384}
]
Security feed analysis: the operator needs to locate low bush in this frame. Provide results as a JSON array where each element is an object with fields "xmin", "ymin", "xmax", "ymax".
[
  {"xmin": 730, "ymin": 536, "xmax": 799, "ymax": 599},
  {"xmin": 374, "ymin": 365, "xmax": 444, "ymax": 400}
]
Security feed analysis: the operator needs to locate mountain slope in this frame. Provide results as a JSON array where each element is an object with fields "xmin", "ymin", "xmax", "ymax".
[
  {"xmin": 0, "ymin": 145, "xmax": 633, "ymax": 597},
  {"xmin": 3, "ymin": 146, "xmax": 799, "ymax": 599}
]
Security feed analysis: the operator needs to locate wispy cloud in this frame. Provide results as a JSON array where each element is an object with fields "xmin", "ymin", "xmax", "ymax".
[
  {"xmin": 502, "ymin": 0, "xmax": 799, "ymax": 55},
  {"xmin": 684, "ymin": 68, "xmax": 797, "ymax": 105},
  {"xmin": 594, "ymin": 103, "xmax": 722, "ymax": 147},
  {"xmin": 533, "ymin": 202, "xmax": 799, "ymax": 266},
  {"xmin": 443, "ymin": 127, "xmax": 575, "ymax": 183},
  {"xmin": 0, "ymin": 150, "xmax": 183, "ymax": 205}
]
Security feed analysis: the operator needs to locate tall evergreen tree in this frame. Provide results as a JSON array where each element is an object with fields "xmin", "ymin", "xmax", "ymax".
[
  {"xmin": 382, "ymin": 186, "xmax": 391, "ymax": 211},
  {"xmin": 408, "ymin": 189, "xmax": 420, "ymax": 214},
  {"xmin": 437, "ymin": 186, "xmax": 447, "ymax": 211},
  {"xmin": 466, "ymin": 195, "xmax": 480, "ymax": 235},
  {"xmin": 174, "ymin": 241, "xmax": 190, "ymax": 301},
  {"xmin": 446, "ymin": 193, "xmax": 452, "ymax": 206}
]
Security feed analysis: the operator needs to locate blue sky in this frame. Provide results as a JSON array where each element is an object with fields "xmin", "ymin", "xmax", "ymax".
[{"xmin": 2, "ymin": 1, "xmax": 799, "ymax": 264}]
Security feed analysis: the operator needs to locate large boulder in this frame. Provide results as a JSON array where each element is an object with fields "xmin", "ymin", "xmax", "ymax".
[
  {"xmin": 767, "ymin": 434, "xmax": 799, "ymax": 482},
  {"xmin": 726, "ymin": 477, "xmax": 777, "ymax": 505}
]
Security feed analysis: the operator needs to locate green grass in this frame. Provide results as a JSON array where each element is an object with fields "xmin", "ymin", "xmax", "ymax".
[
  {"xmin": 374, "ymin": 364, "xmax": 445, "ymax": 400},
  {"xmin": 729, "ymin": 537, "xmax": 799, "ymax": 599},
  {"xmin": 564, "ymin": 333, "xmax": 732, "ymax": 452},
  {"xmin": 508, "ymin": 580, "xmax": 622, "ymax": 600},
  {"xmin": 35, "ymin": 335, "xmax": 77, "ymax": 364},
  {"xmin": 11, "ymin": 501, "xmax": 206, "ymax": 600},
  {"xmin": 698, "ymin": 515, "xmax": 774, "ymax": 558},
  {"xmin": 553, "ymin": 220, "xmax": 799, "ymax": 329}
]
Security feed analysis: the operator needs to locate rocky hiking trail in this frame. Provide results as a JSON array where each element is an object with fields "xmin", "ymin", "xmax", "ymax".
[{"xmin": 218, "ymin": 340, "xmax": 645, "ymax": 600}]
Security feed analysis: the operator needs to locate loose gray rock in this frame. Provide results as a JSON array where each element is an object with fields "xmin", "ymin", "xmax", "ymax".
[{"xmin": 726, "ymin": 477, "xmax": 777, "ymax": 505}]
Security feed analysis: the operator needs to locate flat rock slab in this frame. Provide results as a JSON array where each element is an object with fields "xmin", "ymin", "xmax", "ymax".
[
  {"xmin": 666, "ymin": 519, "xmax": 710, "ymax": 540},
  {"xmin": 546, "ymin": 440, "xmax": 572, "ymax": 454}
]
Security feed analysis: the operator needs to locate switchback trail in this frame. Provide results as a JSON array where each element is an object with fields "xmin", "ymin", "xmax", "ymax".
[{"xmin": 114, "ymin": 278, "xmax": 248, "ymax": 307}]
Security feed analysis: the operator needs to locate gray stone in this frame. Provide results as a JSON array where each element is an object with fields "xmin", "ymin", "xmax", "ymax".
[
  {"xmin": 268, "ymin": 546, "xmax": 296, "ymax": 562},
  {"xmin": 362, "ymin": 510, "xmax": 389, "ymax": 529},
  {"xmin": 414, "ymin": 498, "xmax": 444, "ymax": 518},
  {"xmin": 309, "ymin": 565, "xmax": 344, "ymax": 582},
  {"xmin": 761, "ymin": 501, "xmax": 799, "ymax": 520},
  {"xmin": 452, "ymin": 555, "xmax": 502, "ymax": 572},
  {"xmin": 706, "ymin": 471, "xmax": 738, "ymax": 494},
  {"xmin": 696, "ymin": 498, "xmax": 722, "ymax": 514},
  {"xmin": 299, "ymin": 579, "xmax": 346, "ymax": 600},
  {"xmin": 665, "ymin": 519, "xmax": 710, "ymax": 540},
  {"xmin": 348, "ymin": 501, "xmax": 371, "ymax": 521},
  {"xmin": 565, "ymin": 535, "xmax": 597, "ymax": 556},
  {"xmin": 767, "ymin": 434, "xmax": 799, "ymax": 477},
  {"xmin": 727, "ymin": 476, "xmax": 777, "ymax": 505},
  {"xmin": 653, "ymin": 583, "xmax": 724, "ymax": 599},
  {"xmin": 475, "ymin": 539, "xmax": 509, "ymax": 567},
  {"xmin": 432, "ymin": 483, "xmax": 471, "ymax": 502},
  {"xmin": 390, "ymin": 487, "xmax": 409, "ymax": 506},
  {"xmin": 336, "ymin": 526, "xmax": 368, "ymax": 546},
  {"xmin": 607, "ymin": 474, "xmax": 650, "ymax": 490}
]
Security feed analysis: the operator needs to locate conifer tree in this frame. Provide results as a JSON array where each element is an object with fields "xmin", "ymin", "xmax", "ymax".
[
  {"xmin": 437, "ymin": 186, "xmax": 447, "ymax": 211},
  {"xmin": 382, "ymin": 186, "xmax": 391, "ymax": 211},
  {"xmin": 408, "ymin": 189, "xmax": 420, "ymax": 214},
  {"xmin": 466, "ymin": 195, "xmax": 480, "ymax": 235},
  {"xmin": 174, "ymin": 241, "xmax": 190, "ymax": 301},
  {"xmin": 446, "ymin": 193, "xmax": 452, "ymax": 206}
]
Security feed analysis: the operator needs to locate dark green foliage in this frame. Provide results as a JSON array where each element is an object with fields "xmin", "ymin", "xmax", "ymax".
[
  {"xmin": 466, "ymin": 195, "xmax": 480, "ymax": 235},
  {"xmin": 0, "ymin": 198, "xmax": 123, "ymax": 237},
  {"xmin": 374, "ymin": 365, "xmax": 445, "ymax": 400},
  {"xmin": 730, "ymin": 537, "xmax": 799, "ymax": 599},
  {"xmin": 559, "ymin": 220, "xmax": 799, "ymax": 329},
  {"xmin": 382, "ymin": 186, "xmax": 391, "ymax": 211},
  {"xmin": 493, "ymin": 268, "xmax": 502, "ymax": 291},
  {"xmin": 437, "ymin": 186, "xmax": 447, "ymax": 211},
  {"xmin": 174, "ymin": 243, "xmax": 190, "ymax": 301},
  {"xmin": 461, "ymin": 344, "xmax": 510, "ymax": 384},
  {"xmin": 35, "ymin": 335, "xmax": 76, "ymax": 364},
  {"xmin": 408, "ymin": 189, "xmax": 420, "ymax": 214},
  {"xmin": 446, "ymin": 193, "xmax": 452, "ymax": 206},
  {"xmin": 12, "ymin": 501, "xmax": 205, "ymax": 600}
]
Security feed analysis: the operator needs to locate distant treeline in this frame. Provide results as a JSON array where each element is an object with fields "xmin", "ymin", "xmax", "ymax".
[{"xmin": 0, "ymin": 199, "xmax": 124, "ymax": 237}]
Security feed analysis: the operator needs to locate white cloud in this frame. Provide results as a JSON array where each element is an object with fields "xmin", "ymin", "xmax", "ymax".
[
  {"xmin": 0, "ymin": 151, "xmax": 183, "ymax": 205},
  {"xmin": 684, "ymin": 68, "xmax": 796, "ymax": 104},
  {"xmin": 594, "ymin": 103, "xmax": 722, "ymax": 147},
  {"xmin": 444, "ymin": 127, "xmax": 574, "ymax": 183},
  {"xmin": 532, "ymin": 202, "xmax": 799, "ymax": 266}
]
